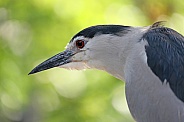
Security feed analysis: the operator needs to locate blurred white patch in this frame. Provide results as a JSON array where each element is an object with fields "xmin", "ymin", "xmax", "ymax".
[
  {"xmin": 1, "ymin": 88, "xmax": 23, "ymax": 121},
  {"xmin": 105, "ymin": 4, "xmax": 147, "ymax": 25},
  {"xmin": 0, "ymin": 18, "xmax": 32, "ymax": 56},
  {"xmin": 48, "ymin": 69, "xmax": 87, "ymax": 98},
  {"xmin": 112, "ymin": 85, "xmax": 132, "ymax": 117}
]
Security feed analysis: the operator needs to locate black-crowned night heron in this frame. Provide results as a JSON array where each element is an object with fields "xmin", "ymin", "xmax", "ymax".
[{"xmin": 29, "ymin": 22, "xmax": 184, "ymax": 122}]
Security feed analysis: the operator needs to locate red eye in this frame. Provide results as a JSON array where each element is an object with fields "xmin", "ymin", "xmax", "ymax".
[{"xmin": 76, "ymin": 40, "xmax": 85, "ymax": 48}]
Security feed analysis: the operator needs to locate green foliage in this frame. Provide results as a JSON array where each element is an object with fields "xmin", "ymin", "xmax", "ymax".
[{"xmin": 0, "ymin": 0, "xmax": 184, "ymax": 121}]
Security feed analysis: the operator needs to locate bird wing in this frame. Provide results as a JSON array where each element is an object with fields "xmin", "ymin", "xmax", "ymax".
[{"xmin": 143, "ymin": 26, "xmax": 184, "ymax": 103}]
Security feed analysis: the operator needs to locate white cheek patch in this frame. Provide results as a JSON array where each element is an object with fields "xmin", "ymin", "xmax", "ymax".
[
  {"xmin": 71, "ymin": 51, "xmax": 85, "ymax": 61},
  {"xmin": 71, "ymin": 50, "xmax": 90, "ymax": 62}
]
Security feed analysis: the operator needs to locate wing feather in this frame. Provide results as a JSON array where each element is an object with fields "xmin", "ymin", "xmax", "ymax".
[{"xmin": 143, "ymin": 26, "xmax": 184, "ymax": 102}]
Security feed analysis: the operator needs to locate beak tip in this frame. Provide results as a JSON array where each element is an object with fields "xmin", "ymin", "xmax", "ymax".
[
  {"xmin": 28, "ymin": 67, "xmax": 40, "ymax": 75},
  {"xmin": 28, "ymin": 69, "xmax": 37, "ymax": 75},
  {"xmin": 28, "ymin": 50, "xmax": 72, "ymax": 75}
]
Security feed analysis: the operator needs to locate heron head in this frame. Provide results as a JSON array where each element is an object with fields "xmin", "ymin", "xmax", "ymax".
[{"xmin": 29, "ymin": 25, "xmax": 131, "ymax": 75}]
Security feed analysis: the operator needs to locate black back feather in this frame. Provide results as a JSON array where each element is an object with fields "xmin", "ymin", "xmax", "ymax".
[{"xmin": 143, "ymin": 26, "xmax": 184, "ymax": 102}]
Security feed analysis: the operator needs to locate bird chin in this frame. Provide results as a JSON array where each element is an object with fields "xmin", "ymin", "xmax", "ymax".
[{"xmin": 58, "ymin": 62, "xmax": 89, "ymax": 70}]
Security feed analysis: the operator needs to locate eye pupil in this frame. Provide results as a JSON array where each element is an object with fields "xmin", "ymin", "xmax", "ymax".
[{"xmin": 76, "ymin": 40, "xmax": 85, "ymax": 48}]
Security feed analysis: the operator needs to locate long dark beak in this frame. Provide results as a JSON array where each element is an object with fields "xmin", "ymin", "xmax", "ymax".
[{"xmin": 29, "ymin": 50, "xmax": 74, "ymax": 75}]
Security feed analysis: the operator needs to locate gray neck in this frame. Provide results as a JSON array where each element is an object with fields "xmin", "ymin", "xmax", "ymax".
[
  {"xmin": 124, "ymin": 39, "xmax": 184, "ymax": 122},
  {"xmin": 103, "ymin": 27, "xmax": 149, "ymax": 81}
]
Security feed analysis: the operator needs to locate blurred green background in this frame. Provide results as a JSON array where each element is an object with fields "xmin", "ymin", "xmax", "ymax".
[{"xmin": 1, "ymin": 0, "xmax": 184, "ymax": 122}]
